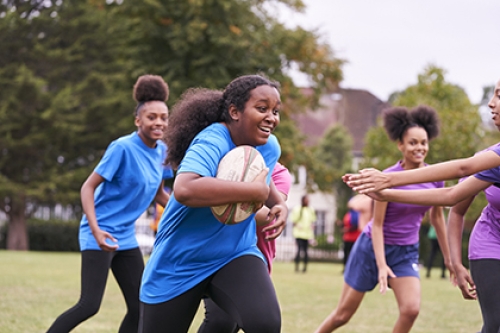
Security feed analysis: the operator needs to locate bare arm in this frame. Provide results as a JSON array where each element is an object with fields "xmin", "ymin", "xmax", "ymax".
[
  {"xmin": 345, "ymin": 151, "xmax": 500, "ymax": 193},
  {"xmin": 368, "ymin": 176, "xmax": 492, "ymax": 207},
  {"xmin": 348, "ymin": 194, "xmax": 373, "ymax": 231},
  {"xmin": 154, "ymin": 180, "xmax": 170, "ymax": 208},
  {"xmin": 81, "ymin": 172, "xmax": 118, "ymax": 251},
  {"xmin": 448, "ymin": 197, "xmax": 477, "ymax": 300},
  {"xmin": 174, "ymin": 169, "xmax": 270, "ymax": 207},
  {"xmin": 371, "ymin": 200, "xmax": 394, "ymax": 294}
]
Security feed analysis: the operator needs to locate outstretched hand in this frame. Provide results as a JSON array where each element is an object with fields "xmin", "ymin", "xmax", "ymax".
[{"xmin": 343, "ymin": 168, "xmax": 390, "ymax": 193}]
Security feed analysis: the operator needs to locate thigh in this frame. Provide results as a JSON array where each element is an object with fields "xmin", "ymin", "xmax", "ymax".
[
  {"xmin": 111, "ymin": 248, "xmax": 144, "ymax": 298},
  {"xmin": 197, "ymin": 298, "xmax": 238, "ymax": 333},
  {"xmin": 208, "ymin": 255, "xmax": 281, "ymax": 333},
  {"xmin": 81, "ymin": 250, "xmax": 113, "ymax": 302},
  {"xmin": 470, "ymin": 259, "xmax": 500, "ymax": 333},
  {"xmin": 389, "ymin": 277, "xmax": 421, "ymax": 311},
  {"xmin": 139, "ymin": 280, "xmax": 208, "ymax": 333}
]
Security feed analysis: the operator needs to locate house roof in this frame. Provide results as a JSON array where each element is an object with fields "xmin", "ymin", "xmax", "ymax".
[{"xmin": 293, "ymin": 88, "xmax": 390, "ymax": 155}]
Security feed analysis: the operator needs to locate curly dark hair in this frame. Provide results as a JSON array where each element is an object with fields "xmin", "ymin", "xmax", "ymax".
[
  {"xmin": 383, "ymin": 105, "xmax": 439, "ymax": 142},
  {"xmin": 165, "ymin": 74, "xmax": 280, "ymax": 169},
  {"xmin": 133, "ymin": 74, "xmax": 169, "ymax": 115}
]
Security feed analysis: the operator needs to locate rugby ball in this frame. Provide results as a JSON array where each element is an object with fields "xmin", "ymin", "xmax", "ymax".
[{"xmin": 211, "ymin": 145, "xmax": 266, "ymax": 225}]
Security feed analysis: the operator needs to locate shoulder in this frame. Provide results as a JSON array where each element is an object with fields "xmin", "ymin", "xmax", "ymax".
[
  {"xmin": 256, "ymin": 134, "xmax": 281, "ymax": 162},
  {"xmin": 383, "ymin": 161, "xmax": 402, "ymax": 173}
]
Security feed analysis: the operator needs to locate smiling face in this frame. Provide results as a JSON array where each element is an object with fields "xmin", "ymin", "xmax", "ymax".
[
  {"xmin": 488, "ymin": 80, "xmax": 500, "ymax": 131},
  {"xmin": 397, "ymin": 126, "xmax": 428, "ymax": 169},
  {"xmin": 135, "ymin": 101, "xmax": 168, "ymax": 148},
  {"xmin": 228, "ymin": 85, "xmax": 281, "ymax": 146}
]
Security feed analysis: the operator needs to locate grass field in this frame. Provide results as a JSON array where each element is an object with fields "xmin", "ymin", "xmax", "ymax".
[{"xmin": 0, "ymin": 250, "xmax": 482, "ymax": 333}]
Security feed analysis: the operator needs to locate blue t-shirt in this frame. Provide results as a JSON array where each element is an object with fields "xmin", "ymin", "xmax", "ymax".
[
  {"xmin": 140, "ymin": 123, "xmax": 280, "ymax": 304},
  {"xmin": 79, "ymin": 132, "xmax": 166, "ymax": 251}
]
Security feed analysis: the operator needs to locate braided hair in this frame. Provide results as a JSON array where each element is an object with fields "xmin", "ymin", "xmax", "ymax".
[
  {"xmin": 165, "ymin": 75, "xmax": 280, "ymax": 169},
  {"xmin": 383, "ymin": 105, "xmax": 440, "ymax": 142}
]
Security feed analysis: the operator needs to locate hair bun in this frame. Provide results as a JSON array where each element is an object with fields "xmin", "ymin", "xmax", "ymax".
[{"xmin": 133, "ymin": 75, "xmax": 169, "ymax": 103}]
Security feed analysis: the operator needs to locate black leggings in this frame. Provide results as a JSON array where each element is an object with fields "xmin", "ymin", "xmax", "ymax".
[
  {"xmin": 139, "ymin": 255, "xmax": 281, "ymax": 333},
  {"xmin": 295, "ymin": 238, "xmax": 309, "ymax": 270},
  {"xmin": 470, "ymin": 259, "xmax": 500, "ymax": 333},
  {"xmin": 47, "ymin": 248, "xmax": 144, "ymax": 333}
]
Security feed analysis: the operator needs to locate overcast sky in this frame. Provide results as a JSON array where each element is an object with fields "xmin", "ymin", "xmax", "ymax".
[{"xmin": 276, "ymin": 0, "xmax": 499, "ymax": 104}]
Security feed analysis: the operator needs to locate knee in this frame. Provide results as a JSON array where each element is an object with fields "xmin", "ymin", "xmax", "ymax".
[
  {"xmin": 399, "ymin": 303, "xmax": 420, "ymax": 321},
  {"xmin": 243, "ymin": 313, "xmax": 281, "ymax": 333},
  {"xmin": 77, "ymin": 302, "xmax": 100, "ymax": 320},
  {"xmin": 331, "ymin": 308, "xmax": 353, "ymax": 327}
]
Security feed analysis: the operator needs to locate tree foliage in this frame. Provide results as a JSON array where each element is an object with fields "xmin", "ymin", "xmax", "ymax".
[
  {"xmin": 0, "ymin": 0, "xmax": 344, "ymax": 249},
  {"xmin": 309, "ymin": 125, "xmax": 353, "ymax": 219},
  {"xmin": 362, "ymin": 65, "xmax": 486, "ymax": 223},
  {"xmin": 0, "ymin": 0, "xmax": 135, "ymax": 249}
]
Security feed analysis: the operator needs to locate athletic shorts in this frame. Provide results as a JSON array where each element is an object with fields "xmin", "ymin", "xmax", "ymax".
[{"xmin": 344, "ymin": 232, "xmax": 420, "ymax": 292}]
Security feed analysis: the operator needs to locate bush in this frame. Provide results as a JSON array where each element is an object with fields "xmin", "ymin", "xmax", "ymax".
[
  {"xmin": 419, "ymin": 224, "xmax": 471, "ymax": 269},
  {"xmin": 28, "ymin": 219, "xmax": 80, "ymax": 252},
  {"xmin": 0, "ymin": 219, "xmax": 80, "ymax": 252}
]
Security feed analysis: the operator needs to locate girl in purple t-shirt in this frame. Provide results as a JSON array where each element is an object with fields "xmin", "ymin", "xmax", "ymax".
[
  {"xmin": 316, "ymin": 106, "xmax": 452, "ymax": 333},
  {"xmin": 354, "ymin": 82, "xmax": 500, "ymax": 333}
]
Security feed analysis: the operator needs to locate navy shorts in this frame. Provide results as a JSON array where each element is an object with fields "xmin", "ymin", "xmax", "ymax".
[{"xmin": 344, "ymin": 233, "xmax": 420, "ymax": 292}]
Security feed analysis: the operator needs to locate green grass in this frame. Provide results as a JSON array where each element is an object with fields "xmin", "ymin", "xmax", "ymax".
[{"xmin": 0, "ymin": 251, "xmax": 482, "ymax": 333}]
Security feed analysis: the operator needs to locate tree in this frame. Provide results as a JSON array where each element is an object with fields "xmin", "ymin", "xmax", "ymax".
[
  {"xmin": 0, "ymin": 0, "xmax": 345, "ymax": 249},
  {"xmin": 309, "ymin": 125, "xmax": 353, "ymax": 219},
  {"xmin": 362, "ymin": 65, "xmax": 486, "ymax": 222},
  {"xmin": 112, "ymin": 0, "xmax": 345, "ymax": 171},
  {"xmin": 0, "ymin": 1, "xmax": 134, "ymax": 249}
]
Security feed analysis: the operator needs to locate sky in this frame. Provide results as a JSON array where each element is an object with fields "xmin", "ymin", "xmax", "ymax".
[{"xmin": 275, "ymin": 0, "xmax": 500, "ymax": 104}]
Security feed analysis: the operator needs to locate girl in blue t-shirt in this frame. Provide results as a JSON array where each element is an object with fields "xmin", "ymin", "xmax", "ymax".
[
  {"xmin": 47, "ymin": 75, "xmax": 171, "ymax": 333},
  {"xmin": 138, "ymin": 75, "xmax": 288, "ymax": 333}
]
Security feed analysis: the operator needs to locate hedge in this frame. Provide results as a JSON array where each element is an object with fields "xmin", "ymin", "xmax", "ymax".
[{"xmin": 0, "ymin": 218, "xmax": 80, "ymax": 252}]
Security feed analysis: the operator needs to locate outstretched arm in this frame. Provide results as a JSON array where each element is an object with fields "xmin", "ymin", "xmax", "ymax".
[
  {"xmin": 345, "ymin": 150, "xmax": 500, "ymax": 193},
  {"xmin": 366, "ymin": 176, "xmax": 491, "ymax": 207}
]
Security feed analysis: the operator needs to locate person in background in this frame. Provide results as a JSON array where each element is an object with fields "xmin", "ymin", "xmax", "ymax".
[
  {"xmin": 46, "ymin": 75, "xmax": 171, "ymax": 333},
  {"xmin": 342, "ymin": 194, "xmax": 373, "ymax": 271},
  {"xmin": 425, "ymin": 224, "xmax": 446, "ymax": 278},
  {"xmin": 291, "ymin": 194, "xmax": 317, "ymax": 273}
]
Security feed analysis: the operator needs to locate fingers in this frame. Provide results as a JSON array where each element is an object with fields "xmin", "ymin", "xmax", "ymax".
[
  {"xmin": 379, "ymin": 276, "xmax": 388, "ymax": 294},
  {"xmin": 99, "ymin": 232, "xmax": 118, "ymax": 252},
  {"xmin": 262, "ymin": 214, "xmax": 286, "ymax": 240}
]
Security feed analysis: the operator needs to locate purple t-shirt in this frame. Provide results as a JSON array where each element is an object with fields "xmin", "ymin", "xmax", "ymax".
[
  {"xmin": 364, "ymin": 161, "xmax": 444, "ymax": 245},
  {"xmin": 468, "ymin": 144, "xmax": 500, "ymax": 260}
]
